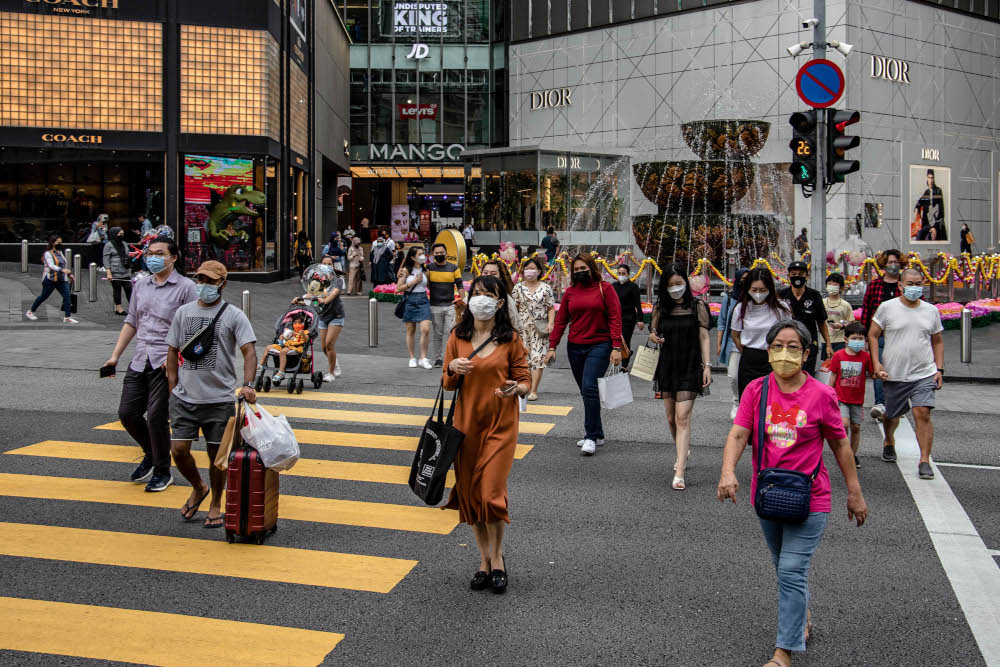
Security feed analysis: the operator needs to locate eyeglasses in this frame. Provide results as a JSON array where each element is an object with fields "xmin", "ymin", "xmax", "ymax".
[{"xmin": 769, "ymin": 344, "xmax": 803, "ymax": 354}]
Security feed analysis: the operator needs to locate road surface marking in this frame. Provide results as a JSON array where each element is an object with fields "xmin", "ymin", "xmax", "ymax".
[
  {"xmin": 0, "ymin": 522, "xmax": 416, "ymax": 593},
  {"xmin": 934, "ymin": 462, "xmax": 1000, "ymax": 471},
  {"xmin": 990, "ymin": 550, "xmax": 1000, "ymax": 558},
  {"xmin": 888, "ymin": 418, "xmax": 1000, "ymax": 663},
  {"xmin": 0, "ymin": 473, "xmax": 459, "ymax": 534},
  {"xmin": 7, "ymin": 441, "xmax": 456, "ymax": 487},
  {"xmin": 0, "ymin": 596, "xmax": 343, "ymax": 666},
  {"xmin": 256, "ymin": 404, "xmax": 555, "ymax": 434},
  {"xmin": 94, "ymin": 421, "xmax": 534, "ymax": 459},
  {"xmin": 262, "ymin": 390, "xmax": 573, "ymax": 416}
]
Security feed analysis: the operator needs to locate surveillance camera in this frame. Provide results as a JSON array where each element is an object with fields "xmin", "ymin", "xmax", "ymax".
[
  {"xmin": 830, "ymin": 40, "xmax": 853, "ymax": 56},
  {"xmin": 786, "ymin": 42, "xmax": 809, "ymax": 57},
  {"xmin": 802, "ymin": 17, "xmax": 819, "ymax": 29}
]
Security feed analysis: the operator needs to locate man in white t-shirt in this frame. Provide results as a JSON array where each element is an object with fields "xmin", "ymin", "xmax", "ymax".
[{"xmin": 868, "ymin": 268, "xmax": 943, "ymax": 480}]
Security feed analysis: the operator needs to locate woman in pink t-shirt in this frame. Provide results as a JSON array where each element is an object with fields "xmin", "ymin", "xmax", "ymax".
[{"xmin": 717, "ymin": 320, "xmax": 868, "ymax": 667}]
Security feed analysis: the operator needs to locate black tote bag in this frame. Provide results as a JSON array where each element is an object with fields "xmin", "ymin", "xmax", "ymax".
[{"xmin": 408, "ymin": 339, "xmax": 492, "ymax": 505}]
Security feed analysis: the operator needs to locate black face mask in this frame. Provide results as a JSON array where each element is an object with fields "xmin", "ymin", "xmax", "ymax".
[
  {"xmin": 572, "ymin": 271, "xmax": 591, "ymax": 285},
  {"xmin": 53, "ymin": 242, "xmax": 62, "ymax": 249},
  {"xmin": 790, "ymin": 276, "xmax": 807, "ymax": 288},
  {"xmin": 434, "ymin": 254, "xmax": 446, "ymax": 263}
]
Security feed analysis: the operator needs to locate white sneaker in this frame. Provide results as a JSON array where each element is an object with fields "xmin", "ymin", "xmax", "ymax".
[
  {"xmin": 576, "ymin": 438, "xmax": 605, "ymax": 447},
  {"xmin": 580, "ymin": 439, "xmax": 597, "ymax": 456},
  {"xmin": 419, "ymin": 358, "xmax": 433, "ymax": 370},
  {"xmin": 63, "ymin": 317, "xmax": 78, "ymax": 324},
  {"xmin": 323, "ymin": 372, "xmax": 335, "ymax": 382},
  {"xmin": 729, "ymin": 404, "xmax": 739, "ymax": 421},
  {"xmin": 408, "ymin": 358, "xmax": 418, "ymax": 368},
  {"xmin": 870, "ymin": 404, "xmax": 885, "ymax": 422},
  {"xmin": 25, "ymin": 311, "xmax": 37, "ymax": 321},
  {"xmin": 334, "ymin": 362, "xmax": 342, "ymax": 378}
]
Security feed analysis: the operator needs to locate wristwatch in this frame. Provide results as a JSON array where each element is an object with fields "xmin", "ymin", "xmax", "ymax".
[
  {"xmin": 937, "ymin": 368, "xmax": 945, "ymax": 375},
  {"xmin": 244, "ymin": 382, "xmax": 254, "ymax": 388}
]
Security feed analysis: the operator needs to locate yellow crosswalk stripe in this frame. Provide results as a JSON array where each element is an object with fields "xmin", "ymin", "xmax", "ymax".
[
  {"xmin": 0, "ymin": 522, "xmax": 416, "ymax": 593},
  {"xmin": 256, "ymin": 404, "xmax": 555, "ymax": 434},
  {"xmin": 8, "ymin": 441, "xmax": 456, "ymax": 487},
  {"xmin": 0, "ymin": 473, "xmax": 459, "ymax": 534},
  {"xmin": 0, "ymin": 596, "xmax": 343, "ymax": 667},
  {"xmin": 264, "ymin": 390, "xmax": 573, "ymax": 416},
  {"xmin": 94, "ymin": 421, "xmax": 534, "ymax": 459}
]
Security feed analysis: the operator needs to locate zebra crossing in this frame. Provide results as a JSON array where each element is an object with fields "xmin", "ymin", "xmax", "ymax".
[{"xmin": 0, "ymin": 389, "xmax": 571, "ymax": 665}]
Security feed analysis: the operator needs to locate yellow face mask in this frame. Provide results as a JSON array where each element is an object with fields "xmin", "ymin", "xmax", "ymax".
[{"xmin": 768, "ymin": 346, "xmax": 804, "ymax": 379}]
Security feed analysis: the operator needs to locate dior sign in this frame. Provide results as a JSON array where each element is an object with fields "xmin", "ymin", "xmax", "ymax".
[
  {"xmin": 529, "ymin": 88, "xmax": 573, "ymax": 111},
  {"xmin": 870, "ymin": 56, "xmax": 911, "ymax": 84},
  {"xmin": 921, "ymin": 148, "xmax": 941, "ymax": 161}
]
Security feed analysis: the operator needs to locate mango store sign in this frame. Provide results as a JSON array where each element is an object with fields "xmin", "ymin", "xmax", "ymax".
[{"xmin": 369, "ymin": 143, "xmax": 465, "ymax": 161}]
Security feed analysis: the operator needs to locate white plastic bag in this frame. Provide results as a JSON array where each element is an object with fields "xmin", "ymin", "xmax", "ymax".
[
  {"xmin": 599, "ymin": 365, "xmax": 634, "ymax": 410},
  {"xmin": 240, "ymin": 404, "xmax": 300, "ymax": 471}
]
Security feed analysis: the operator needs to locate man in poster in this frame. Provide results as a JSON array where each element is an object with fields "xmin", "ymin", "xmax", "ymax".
[{"xmin": 913, "ymin": 169, "xmax": 947, "ymax": 241}]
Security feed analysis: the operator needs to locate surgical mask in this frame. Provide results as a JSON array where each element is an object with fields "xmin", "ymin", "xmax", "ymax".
[
  {"xmin": 572, "ymin": 270, "xmax": 591, "ymax": 285},
  {"xmin": 903, "ymin": 285, "xmax": 923, "ymax": 301},
  {"xmin": 434, "ymin": 254, "xmax": 446, "ymax": 263},
  {"xmin": 197, "ymin": 283, "xmax": 220, "ymax": 303},
  {"xmin": 790, "ymin": 276, "xmax": 807, "ymax": 288},
  {"xmin": 146, "ymin": 255, "xmax": 171, "ymax": 274},
  {"xmin": 751, "ymin": 291, "xmax": 768, "ymax": 304},
  {"xmin": 292, "ymin": 322, "xmax": 305, "ymax": 332},
  {"xmin": 523, "ymin": 269, "xmax": 539, "ymax": 281},
  {"xmin": 885, "ymin": 263, "xmax": 901, "ymax": 276},
  {"xmin": 468, "ymin": 295, "xmax": 499, "ymax": 320},
  {"xmin": 415, "ymin": 255, "xmax": 426, "ymax": 265},
  {"xmin": 667, "ymin": 285, "xmax": 686, "ymax": 298},
  {"xmin": 768, "ymin": 346, "xmax": 804, "ymax": 379},
  {"xmin": 847, "ymin": 340, "xmax": 865, "ymax": 353},
  {"xmin": 826, "ymin": 284, "xmax": 840, "ymax": 296},
  {"xmin": 617, "ymin": 275, "xmax": 628, "ymax": 284}
]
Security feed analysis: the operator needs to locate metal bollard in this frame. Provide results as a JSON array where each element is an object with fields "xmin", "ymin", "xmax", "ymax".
[
  {"xmin": 88, "ymin": 262, "xmax": 98, "ymax": 302},
  {"xmin": 241, "ymin": 290, "xmax": 251, "ymax": 318},
  {"xmin": 960, "ymin": 308, "xmax": 972, "ymax": 363},
  {"xmin": 72, "ymin": 254, "xmax": 82, "ymax": 293},
  {"xmin": 64, "ymin": 249, "xmax": 73, "ymax": 274},
  {"xmin": 646, "ymin": 264, "xmax": 654, "ymax": 304},
  {"xmin": 20, "ymin": 239, "xmax": 28, "ymax": 272},
  {"xmin": 368, "ymin": 298, "xmax": 378, "ymax": 347}
]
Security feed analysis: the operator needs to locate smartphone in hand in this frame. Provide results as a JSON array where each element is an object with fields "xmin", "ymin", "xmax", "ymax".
[{"xmin": 99, "ymin": 365, "xmax": 116, "ymax": 378}]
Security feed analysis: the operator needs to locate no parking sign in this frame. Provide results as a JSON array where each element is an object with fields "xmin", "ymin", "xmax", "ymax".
[{"xmin": 795, "ymin": 59, "xmax": 845, "ymax": 109}]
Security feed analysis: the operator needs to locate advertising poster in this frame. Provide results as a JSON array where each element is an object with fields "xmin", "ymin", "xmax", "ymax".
[
  {"xmin": 183, "ymin": 155, "xmax": 264, "ymax": 272},
  {"xmin": 290, "ymin": 0, "xmax": 307, "ymax": 41},
  {"xmin": 909, "ymin": 165, "xmax": 950, "ymax": 243},
  {"xmin": 391, "ymin": 204, "xmax": 409, "ymax": 241},
  {"xmin": 380, "ymin": 1, "xmax": 461, "ymax": 38},
  {"xmin": 419, "ymin": 209, "xmax": 431, "ymax": 236},
  {"xmin": 337, "ymin": 176, "xmax": 352, "ymax": 212}
]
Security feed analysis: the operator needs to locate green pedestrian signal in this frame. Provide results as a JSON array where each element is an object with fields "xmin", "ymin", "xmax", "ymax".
[{"xmin": 788, "ymin": 111, "xmax": 818, "ymax": 187}]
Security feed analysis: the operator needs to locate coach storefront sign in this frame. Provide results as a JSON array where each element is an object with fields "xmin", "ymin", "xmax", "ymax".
[
  {"xmin": 369, "ymin": 143, "xmax": 464, "ymax": 161},
  {"xmin": 529, "ymin": 88, "xmax": 573, "ymax": 111},
  {"xmin": 42, "ymin": 133, "xmax": 103, "ymax": 144},
  {"xmin": 870, "ymin": 56, "xmax": 911, "ymax": 84},
  {"xmin": 24, "ymin": 0, "xmax": 118, "ymax": 13}
]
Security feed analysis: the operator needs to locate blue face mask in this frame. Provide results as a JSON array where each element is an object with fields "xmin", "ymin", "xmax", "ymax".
[
  {"xmin": 847, "ymin": 340, "xmax": 865, "ymax": 353},
  {"xmin": 197, "ymin": 283, "xmax": 220, "ymax": 303},
  {"xmin": 903, "ymin": 285, "xmax": 923, "ymax": 301},
  {"xmin": 145, "ymin": 255, "xmax": 169, "ymax": 274}
]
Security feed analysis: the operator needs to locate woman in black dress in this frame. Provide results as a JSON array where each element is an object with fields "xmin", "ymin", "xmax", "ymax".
[
  {"xmin": 612, "ymin": 264, "xmax": 645, "ymax": 369},
  {"xmin": 647, "ymin": 264, "xmax": 712, "ymax": 490}
]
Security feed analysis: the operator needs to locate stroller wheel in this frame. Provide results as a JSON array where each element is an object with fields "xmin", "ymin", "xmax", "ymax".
[
  {"xmin": 296, "ymin": 379, "xmax": 304, "ymax": 394},
  {"xmin": 287, "ymin": 378, "xmax": 295, "ymax": 394},
  {"xmin": 262, "ymin": 376, "xmax": 271, "ymax": 392},
  {"xmin": 254, "ymin": 376, "xmax": 264, "ymax": 392}
]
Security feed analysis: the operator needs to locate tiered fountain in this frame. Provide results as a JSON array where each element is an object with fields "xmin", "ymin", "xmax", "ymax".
[{"xmin": 631, "ymin": 120, "xmax": 787, "ymax": 270}]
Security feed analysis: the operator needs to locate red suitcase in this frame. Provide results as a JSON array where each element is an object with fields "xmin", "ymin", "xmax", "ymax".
[{"xmin": 225, "ymin": 445, "xmax": 279, "ymax": 545}]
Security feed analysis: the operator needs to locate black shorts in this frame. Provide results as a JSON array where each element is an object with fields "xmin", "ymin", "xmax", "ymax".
[{"xmin": 169, "ymin": 396, "xmax": 234, "ymax": 443}]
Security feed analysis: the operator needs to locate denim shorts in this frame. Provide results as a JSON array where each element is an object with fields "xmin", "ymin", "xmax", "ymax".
[
  {"xmin": 318, "ymin": 316, "xmax": 344, "ymax": 330},
  {"xmin": 402, "ymin": 291, "xmax": 431, "ymax": 323}
]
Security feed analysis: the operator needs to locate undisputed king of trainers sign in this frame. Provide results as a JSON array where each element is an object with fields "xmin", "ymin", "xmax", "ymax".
[{"xmin": 383, "ymin": 1, "xmax": 458, "ymax": 37}]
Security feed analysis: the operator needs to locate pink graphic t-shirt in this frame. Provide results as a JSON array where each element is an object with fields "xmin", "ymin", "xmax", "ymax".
[{"xmin": 734, "ymin": 374, "xmax": 847, "ymax": 513}]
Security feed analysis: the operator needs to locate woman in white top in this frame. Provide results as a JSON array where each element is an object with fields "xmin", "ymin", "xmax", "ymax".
[
  {"xmin": 731, "ymin": 267, "xmax": 791, "ymax": 398},
  {"xmin": 26, "ymin": 234, "xmax": 77, "ymax": 323},
  {"xmin": 396, "ymin": 246, "xmax": 433, "ymax": 369}
]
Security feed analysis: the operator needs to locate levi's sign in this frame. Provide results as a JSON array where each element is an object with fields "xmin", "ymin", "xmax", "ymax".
[
  {"xmin": 369, "ymin": 143, "xmax": 464, "ymax": 161},
  {"xmin": 398, "ymin": 103, "xmax": 439, "ymax": 120}
]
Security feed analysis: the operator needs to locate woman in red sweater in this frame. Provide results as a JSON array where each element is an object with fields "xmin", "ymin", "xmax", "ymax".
[{"xmin": 544, "ymin": 254, "xmax": 623, "ymax": 455}]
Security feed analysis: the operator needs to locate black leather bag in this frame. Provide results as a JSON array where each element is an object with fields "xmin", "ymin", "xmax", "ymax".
[
  {"xmin": 408, "ymin": 339, "xmax": 492, "ymax": 505},
  {"xmin": 394, "ymin": 292, "xmax": 409, "ymax": 319},
  {"xmin": 180, "ymin": 303, "xmax": 228, "ymax": 361},
  {"xmin": 752, "ymin": 374, "xmax": 821, "ymax": 523}
]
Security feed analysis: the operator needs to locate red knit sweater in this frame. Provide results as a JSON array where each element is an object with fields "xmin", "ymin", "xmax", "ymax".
[{"xmin": 548, "ymin": 281, "xmax": 623, "ymax": 348}]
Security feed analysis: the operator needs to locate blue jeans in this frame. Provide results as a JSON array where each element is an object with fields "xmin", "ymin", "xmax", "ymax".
[
  {"xmin": 758, "ymin": 512, "xmax": 829, "ymax": 652},
  {"xmin": 873, "ymin": 336, "xmax": 886, "ymax": 405},
  {"xmin": 567, "ymin": 341, "xmax": 611, "ymax": 441},
  {"xmin": 30, "ymin": 278, "xmax": 71, "ymax": 318}
]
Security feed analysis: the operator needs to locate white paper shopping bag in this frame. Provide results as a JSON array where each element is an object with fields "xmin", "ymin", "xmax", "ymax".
[{"xmin": 598, "ymin": 366, "xmax": 634, "ymax": 410}]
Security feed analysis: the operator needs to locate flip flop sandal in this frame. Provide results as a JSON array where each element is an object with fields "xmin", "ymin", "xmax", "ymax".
[
  {"xmin": 203, "ymin": 515, "xmax": 225, "ymax": 529},
  {"xmin": 180, "ymin": 489, "xmax": 211, "ymax": 521}
]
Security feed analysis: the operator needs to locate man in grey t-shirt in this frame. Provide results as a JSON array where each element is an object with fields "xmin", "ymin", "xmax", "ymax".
[{"xmin": 166, "ymin": 260, "xmax": 257, "ymax": 528}]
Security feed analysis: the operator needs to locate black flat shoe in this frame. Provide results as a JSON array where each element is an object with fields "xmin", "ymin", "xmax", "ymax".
[
  {"xmin": 490, "ymin": 568, "xmax": 508, "ymax": 594},
  {"xmin": 470, "ymin": 570, "xmax": 491, "ymax": 591}
]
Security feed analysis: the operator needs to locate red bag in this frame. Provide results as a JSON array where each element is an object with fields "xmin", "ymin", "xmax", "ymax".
[{"xmin": 225, "ymin": 446, "xmax": 279, "ymax": 545}]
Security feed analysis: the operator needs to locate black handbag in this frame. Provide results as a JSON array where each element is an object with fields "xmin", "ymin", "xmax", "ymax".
[
  {"xmin": 752, "ymin": 374, "xmax": 822, "ymax": 523},
  {"xmin": 408, "ymin": 338, "xmax": 492, "ymax": 505},
  {"xmin": 394, "ymin": 291, "xmax": 409, "ymax": 319},
  {"xmin": 180, "ymin": 303, "xmax": 228, "ymax": 361}
]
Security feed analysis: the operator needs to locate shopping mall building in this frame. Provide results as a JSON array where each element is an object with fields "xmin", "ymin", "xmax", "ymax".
[
  {"xmin": 0, "ymin": 0, "xmax": 350, "ymax": 278},
  {"xmin": 501, "ymin": 0, "xmax": 1000, "ymax": 263}
]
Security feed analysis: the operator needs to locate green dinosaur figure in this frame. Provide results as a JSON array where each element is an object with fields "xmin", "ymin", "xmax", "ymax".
[{"xmin": 207, "ymin": 185, "xmax": 266, "ymax": 248}]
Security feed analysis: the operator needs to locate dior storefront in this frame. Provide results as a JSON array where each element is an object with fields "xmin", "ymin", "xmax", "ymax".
[{"xmin": 507, "ymin": 0, "xmax": 1000, "ymax": 263}]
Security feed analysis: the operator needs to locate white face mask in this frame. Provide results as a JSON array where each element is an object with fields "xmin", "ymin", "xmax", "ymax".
[
  {"xmin": 617, "ymin": 275, "xmax": 628, "ymax": 284},
  {"xmin": 751, "ymin": 291, "xmax": 769, "ymax": 304},
  {"xmin": 415, "ymin": 255, "xmax": 426, "ymax": 265},
  {"xmin": 667, "ymin": 285, "xmax": 686, "ymax": 298},
  {"xmin": 826, "ymin": 285, "xmax": 840, "ymax": 296},
  {"xmin": 523, "ymin": 269, "xmax": 539, "ymax": 281},
  {"xmin": 468, "ymin": 295, "xmax": 499, "ymax": 321}
]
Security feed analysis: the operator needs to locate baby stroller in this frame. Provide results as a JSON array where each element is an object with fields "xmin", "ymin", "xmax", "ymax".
[{"xmin": 254, "ymin": 303, "xmax": 324, "ymax": 394}]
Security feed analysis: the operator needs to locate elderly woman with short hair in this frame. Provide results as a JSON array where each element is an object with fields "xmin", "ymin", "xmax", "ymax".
[{"xmin": 717, "ymin": 319, "xmax": 868, "ymax": 667}]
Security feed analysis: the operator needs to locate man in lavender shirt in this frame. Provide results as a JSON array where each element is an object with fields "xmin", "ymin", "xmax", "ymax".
[{"xmin": 102, "ymin": 237, "xmax": 197, "ymax": 492}]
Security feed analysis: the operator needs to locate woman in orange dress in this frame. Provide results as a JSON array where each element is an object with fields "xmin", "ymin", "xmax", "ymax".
[{"xmin": 442, "ymin": 274, "xmax": 530, "ymax": 595}]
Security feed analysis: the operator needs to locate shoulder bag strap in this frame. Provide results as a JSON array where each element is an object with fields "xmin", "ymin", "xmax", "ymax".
[
  {"xmin": 209, "ymin": 302, "xmax": 229, "ymax": 329},
  {"xmin": 755, "ymin": 373, "xmax": 771, "ymax": 477},
  {"xmin": 445, "ymin": 337, "xmax": 494, "ymax": 425}
]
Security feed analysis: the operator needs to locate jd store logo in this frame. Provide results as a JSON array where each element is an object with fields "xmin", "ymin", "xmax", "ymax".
[{"xmin": 406, "ymin": 43, "xmax": 430, "ymax": 59}]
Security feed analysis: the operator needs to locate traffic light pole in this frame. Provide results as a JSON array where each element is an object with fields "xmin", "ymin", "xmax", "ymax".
[{"xmin": 810, "ymin": 0, "xmax": 827, "ymax": 292}]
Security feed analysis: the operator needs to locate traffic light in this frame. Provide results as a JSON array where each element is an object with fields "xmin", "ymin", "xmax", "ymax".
[
  {"xmin": 788, "ymin": 111, "xmax": 818, "ymax": 186},
  {"xmin": 827, "ymin": 109, "xmax": 861, "ymax": 184}
]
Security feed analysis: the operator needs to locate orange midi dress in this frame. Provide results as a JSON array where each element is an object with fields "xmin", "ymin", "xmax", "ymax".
[{"xmin": 441, "ymin": 333, "xmax": 530, "ymax": 525}]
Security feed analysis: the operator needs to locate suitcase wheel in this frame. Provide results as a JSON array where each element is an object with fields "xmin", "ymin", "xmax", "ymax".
[
  {"xmin": 296, "ymin": 379, "xmax": 304, "ymax": 394},
  {"xmin": 312, "ymin": 372, "xmax": 322, "ymax": 389},
  {"xmin": 254, "ymin": 532, "xmax": 266, "ymax": 545},
  {"xmin": 225, "ymin": 529, "xmax": 235, "ymax": 543},
  {"xmin": 262, "ymin": 375, "xmax": 271, "ymax": 392}
]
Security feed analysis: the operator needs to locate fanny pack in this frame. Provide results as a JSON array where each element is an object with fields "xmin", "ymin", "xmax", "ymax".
[
  {"xmin": 180, "ymin": 303, "xmax": 228, "ymax": 361},
  {"xmin": 753, "ymin": 374, "xmax": 821, "ymax": 523}
]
